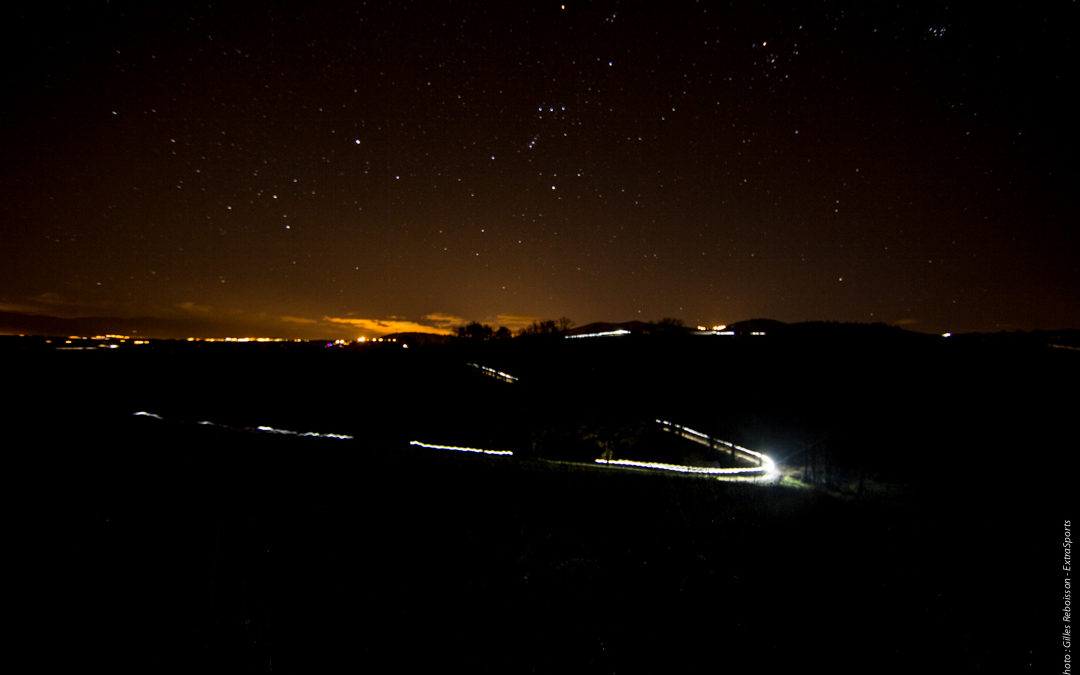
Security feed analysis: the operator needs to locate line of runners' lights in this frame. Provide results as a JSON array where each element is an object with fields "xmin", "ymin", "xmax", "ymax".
[
  {"xmin": 466, "ymin": 362, "xmax": 519, "ymax": 383},
  {"xmin": 408, "ymin": 440, "xmax": 514, "ymax": 456},
  {"xmin": 255, "ymin": 425, "xmax": 354, "ymax": 440},
  {"xmin": 134, "ymin": 414, "xmax": 775, "ymax": 481},
  {"xmin": 132, "ymin": 411, "xmax": 353, "ymax": 439},
  {"xmin": 594, "ymin": 458, "xmax": 771, "ymax": 475},
  {"xmin": 652, "ymin": 418, "xmax": 778, "ymax": 479}
]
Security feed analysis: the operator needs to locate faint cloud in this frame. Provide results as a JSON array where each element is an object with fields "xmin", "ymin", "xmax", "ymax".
[
  {"xmin": 280, "ymin": 315, "xmax": 318, "ymax": 325},
  {"xmin": 894, "ymin": 318, "xmax": 920, "ymax": 326},
  {"xmin": 487, "ymin": 314, "xmax": 541, "ymax": 331},
  {"xmin": 0, "ymin": 293, "xmax": 99, "ymax": 318},
  {"xmin": 32, "ymin": 292, "xmax": 66, "ymax": 306},
  {"xmin": 177, "ymin": 301, "xmax": 214, "ymax": 314},
  {"xmin": 424, "ymin": 312, "xmax": 467, "ymax": 329},
  {"xmin": 324, "ymin": 315, "xmax": 455, "ymax": 337},
  {"xmin": 0, "ymin": 300, "xmax": 43, "ymax": 315}
]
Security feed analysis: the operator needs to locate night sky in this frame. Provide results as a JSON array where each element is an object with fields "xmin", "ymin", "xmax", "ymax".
[{"xmin": 2, "ymin": 1, "xmax": 1076, "ymax": 339}]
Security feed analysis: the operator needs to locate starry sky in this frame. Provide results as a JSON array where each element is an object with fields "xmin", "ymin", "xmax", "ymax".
[{"xmin": 2, "ymin": 1, "xmax": 1076, "ymax": 338}]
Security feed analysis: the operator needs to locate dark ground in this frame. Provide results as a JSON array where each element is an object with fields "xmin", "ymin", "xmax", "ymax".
[{"xmin": 5, "ymin": 327, "xmax": 1075, "ymax": 672}]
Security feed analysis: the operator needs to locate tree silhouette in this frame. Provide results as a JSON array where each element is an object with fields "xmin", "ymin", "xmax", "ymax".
[
  {"xmin": 455, "ymin": 322, "xmax": 494, "ymax": 340},
  {"xmin": 518, "ymin": 319, "xmax": 560, "ymax": 337},
  {"xmin": 650, "ymin": 317, "xmax": 687, "ymax": 336}
]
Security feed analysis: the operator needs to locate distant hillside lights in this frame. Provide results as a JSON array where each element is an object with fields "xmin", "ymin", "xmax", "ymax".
[
  {"xmin": 694, "ymin": 327, "xmax": 736, "ymax": 336},
  {"xmin": 692, "ymin": 324, "xmax": 767, "ymax": 336},
  {"xmin": 564, "ymin": 329, "xmax": 632, "ymax": 339}
]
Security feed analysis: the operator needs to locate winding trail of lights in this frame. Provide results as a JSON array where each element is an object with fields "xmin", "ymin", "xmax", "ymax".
[
  {"xmin": 650, "ymin": 419, "xmax": 778, "ymax": 481},
  {"xmin": 413, "ymin": 421, "xmax": 778, "ymax": 482},
  {"xmin": 593, "ymin": 457, "xmax": 770, "ymax": 476},
  {"xmin": 134, "ymin": 412, "xmax": 776, "ymax": 482}
]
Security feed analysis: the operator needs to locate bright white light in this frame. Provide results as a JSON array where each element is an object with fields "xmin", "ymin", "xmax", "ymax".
[
  {"xmin": 594, "ymin": 458, "xmax": 769, "ymax": 476},
  {"xmin": 565, "ymin": 329, "xmax": 631, "ymax": 339},
  {"xmin": 409, "ymin": 440, "xmax": 514, "ymax": 456},
  {"xmin": 133, "ymin": 411, "xmax": 163, "ymax": 420}
]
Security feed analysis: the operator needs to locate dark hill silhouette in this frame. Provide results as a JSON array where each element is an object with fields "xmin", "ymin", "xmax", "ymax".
[{"xmin": 4, "ymin": 318, "xmax": 1073, "ymax": 674}]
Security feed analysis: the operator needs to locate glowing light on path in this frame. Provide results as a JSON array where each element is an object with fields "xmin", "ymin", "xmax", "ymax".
[
  {"xmin": 594, "ymin": 419, "xmax": 778, "ymax": 481},
  {"xmin": 133, "ymin": 414, "xmax": 774, "ymax": 482},
  {"xmin": 132, "ymin": 411, "xmax": 353, "ymax": 439},
  {"xmin": 466, "ymin": 362, "xmax": 519, "ymax": 383},
  {"xmin": 256, "ymin": 425, "xmax": 354, "ymax": 440},
  {"xmin": 409, "ymin": 440, "xmax": 514, "ymax": 456},
  {"xmin": 594, "ymin": 457, "xmax": 771, "ymax": 476}
]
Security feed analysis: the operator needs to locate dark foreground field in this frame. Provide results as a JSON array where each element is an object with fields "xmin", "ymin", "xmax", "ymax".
[{"xmin": 5, "ymin": 329, "xmax": 1075, "ymax": 672}]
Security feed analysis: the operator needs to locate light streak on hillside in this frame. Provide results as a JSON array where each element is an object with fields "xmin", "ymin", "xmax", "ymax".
[
  {"xmin": 594, "ymin": 419, "xmax": 778, "ymax": 481},
  {"xmin": 594, "ymin": 457, "xmax": 772, "ymax": 476},
  {"xmin": 408, "ymin": 440, "xmax": 514, "ymax": 456},
  {"xmin": 255, "ymin": 425, "xmax": 354, "ymax": 440},
  {"xmin": 565, "ymin": 329, "xmax": 631, "ymax": 339},
  {"xmin": 466, "ymin": 362, "xmax": 519, "ymax": 383},
  {"xmin": 132, "ymin": 411, "xmax": 353, "ymax": 439}
]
